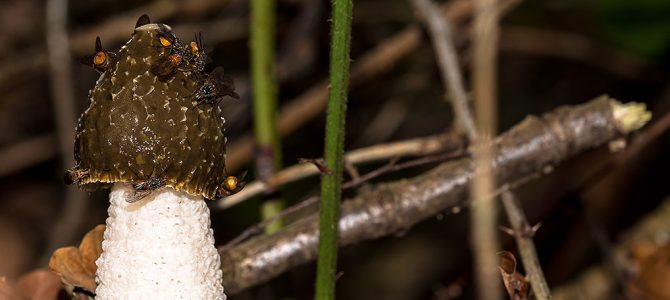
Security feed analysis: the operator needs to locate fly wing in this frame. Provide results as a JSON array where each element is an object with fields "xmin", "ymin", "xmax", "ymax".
[
  {"xmin": 220, "ymin": 75, "xmax": 240, "ymax": 99},
  {"xmin": 209, "ymin": 67, "xmax": 239, "ymax": 99}
]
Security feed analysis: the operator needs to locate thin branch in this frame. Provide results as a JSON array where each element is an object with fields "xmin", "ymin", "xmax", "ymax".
[
  {"xmin": 219, "ymin": 97, "xmax": 649, "ymax": 293},
  {"xmin": 410, "ymin": 0, "xmax": 476, "ymax": 140},
  {"xmin": 221, "ymin": 149, "xmax": 467, "ymax": 251},
  {"xmin": 341, "ymin": 150, "xmax": 467, "ymax": 189},
  {"xmin": 409, "ymin": 0, "xmax": 519, "ymax": 298},
  {"xmin": 218, "ymin": 133, "xmax": 463, "ymax": 209},
  {"xmin": 219, "ymin": 195, "xmax": 319, "ymax": 253},
  {"xmin": 501, "ymin": 192, "xmax": 552, "ymax": 299}
]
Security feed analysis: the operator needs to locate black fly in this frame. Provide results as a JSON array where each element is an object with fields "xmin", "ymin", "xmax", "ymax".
[
  {"xmin": 151, "ymin": 53, "xmax": 183, "ymax": 81},
  {"xmin": 154, "ymin": 25, "xmax": 186, "ymax": 55},
  {"xmin": 150, "ymin": 25, "xmax": 189, "ymax": 81},
  {"xmin": 64, "ymin": 167, "xmax": 90, "ymax": 185},
  {"xmin": 80, "ymin": 36, "xmax": 116, "ymax": 73},
  {"xmin": 129, "ymin": 177, "xmax": 167, "ymax": 203},
  {"xmin": 192, "ymin": 67, "xmax": 240, "ymax": 106},
  {"xmin": 184, "ymin": 32, "xmax": 209, "ymax": 74}
]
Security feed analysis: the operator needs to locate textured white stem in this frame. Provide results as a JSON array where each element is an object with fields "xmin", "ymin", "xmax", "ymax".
[{"xmin": 95, "ymin": 183, "xmax": 225, "ymax": 299}]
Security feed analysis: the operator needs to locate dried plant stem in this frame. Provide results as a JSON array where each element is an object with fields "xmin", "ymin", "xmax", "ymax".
[
  {"xmin": 502, "ymin": 192, "xmax": 552, "ymax": 299},
  {"xmin": 251, "ymin": 0, "xmax": 283, "ymax": 233},
  {"xmin": 471, "ymin": 0, "xmax": 502, "ymax": 297},
  {"xmin": 218, "ymin": 133, "xmax": 462, "ymax": 209},
  {"xmin": 409, "ymin": 0, "xmax": 476, "ymax": 139},
  {"xmin": 315, "ymin": 0, "xmax": 353, "ymax": 298},
  {"xmin": 412, "ymin": 0, "xmax": 549, "ymax": 297},
  {"xmin": 410, "ymin": 0, "xmax": 507, "ymax": 298},
  {"xmin": 470, "ymin": 139, "xmax": 500, "ymax": 300},
  {"xmin": 220, "ymin": 149, "xmax": 466, "ymax": 251}
]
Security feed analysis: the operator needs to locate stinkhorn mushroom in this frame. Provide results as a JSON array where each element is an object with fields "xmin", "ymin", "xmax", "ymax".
[{"xmin": 65, "ymin": 15, "xmax": 241, "ymax": 299}]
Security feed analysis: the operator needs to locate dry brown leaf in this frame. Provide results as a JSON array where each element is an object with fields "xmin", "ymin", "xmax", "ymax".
[
  {"xmin": 627, "ymin": 242, "xmax": 670, "ymax": 300},
  {"xmin": 78, "ymin": 224, "xmax": 105, "ymax": 275},
  {"xmin": 48, "ymin": 224, "xmax": 105, "ymax": 293},
  {"xmin": 15, "ymin": 269, "xmax": 62, "ymax": 300},
  {"xmin": 498, "ymin": 251, "xmax": 529, "ymax": 300}
]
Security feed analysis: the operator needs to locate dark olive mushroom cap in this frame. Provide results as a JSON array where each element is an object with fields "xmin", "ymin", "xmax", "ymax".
[{"xmin": 74, "ymin": 24, "xmax": 227, "ymax": 199}]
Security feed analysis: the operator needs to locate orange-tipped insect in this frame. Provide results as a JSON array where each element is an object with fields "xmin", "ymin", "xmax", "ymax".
[
  {"xmin": 151, "ymin": 53, "xmax": 183, "ymax": 81},
  {"xmin": 80, "ymin": 37, "xmax": 116, "ymax": 73}
]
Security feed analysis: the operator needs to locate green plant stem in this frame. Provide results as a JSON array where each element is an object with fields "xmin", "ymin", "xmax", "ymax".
[
  {"xmin": 315, "ymin": 0, "xmax": 353, "ymax": 299},
  {"xmin": 251, "ymin": 0, "xmax": 283, "ymax": 232}
]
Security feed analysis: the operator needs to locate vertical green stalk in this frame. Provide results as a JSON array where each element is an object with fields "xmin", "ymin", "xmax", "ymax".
[
  {"xmin": 315, "ymin": 0, "xmax": 353, "ymax": 299},
  {"xmin": 251, "ymin": 0, "xmax": 283, "ymax": 232}
]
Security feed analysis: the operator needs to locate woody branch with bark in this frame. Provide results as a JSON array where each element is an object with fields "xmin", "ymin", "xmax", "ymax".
[{"xmin": 219, "ymin": 96, "xmax": 650, "ymax": 293}]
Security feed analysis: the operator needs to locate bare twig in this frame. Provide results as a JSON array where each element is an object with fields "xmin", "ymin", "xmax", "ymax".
[
  {"xmin": 220, "ymin": 195, "xmax": 319, "ymax": 253},
  {"xmin": 409, "ymin": 0, "xmax": 519, "ymax": 298},
  {"xmin": 222, "ymin": 149, "xmax": 467, "ymax": 250},
  {"xmin": 411, "ymin": 0, "xmax": 549, "ymax": 299},
  {"xmin": 410, "ymin": 0, "xmax": 476, "ymax": 139},
  {"xmin": 501, "ymin": 192, "xmax": 552, "ymax": 299},
  {"xmin": 220, "ymin": 97, "xmax": 647, "ymax": 293},
  {"xmin": 342, "ymin": 150, "xmax": 467, "ymax": 189},
  {"xmin": 344, "ymin": 160, "xmax": 361, "ymax": 181},
  {"xmin": 218, "ymin": 133, "xmax": 463, "ymax": 209}
]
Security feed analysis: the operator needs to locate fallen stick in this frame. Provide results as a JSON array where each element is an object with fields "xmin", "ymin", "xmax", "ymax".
[{"xmin": 219, "ymin": 95, "xmax": 651, "ymax": 293}]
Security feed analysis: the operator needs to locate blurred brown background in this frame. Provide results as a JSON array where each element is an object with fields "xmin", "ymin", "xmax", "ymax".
[{"xmin": 1, "ymin": 0, "xmax": 669, "ymax": 299}]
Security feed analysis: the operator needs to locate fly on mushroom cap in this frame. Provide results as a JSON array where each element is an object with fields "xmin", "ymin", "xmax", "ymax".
[
  {"xmin": 69, "ymin": 20, "xmax": 242, "ymax": 200},
  {"xmin": 80, "ymin": 36, "xmax": 116, "ymax": 73}
]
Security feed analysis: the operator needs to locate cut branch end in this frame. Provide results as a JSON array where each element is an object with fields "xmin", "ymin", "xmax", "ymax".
[{"xmin": 611, "ymin": 100, "xmax": 652, "ymax": 134}]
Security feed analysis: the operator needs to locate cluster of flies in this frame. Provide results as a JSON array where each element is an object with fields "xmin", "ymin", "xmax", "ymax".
[
  {"xmin": 81, "ymin": 14, "xmax": 240, "ymax": 106},
  {"xmin": 67, "ymin": 15, "xmax": 243, "ymax": 200}
]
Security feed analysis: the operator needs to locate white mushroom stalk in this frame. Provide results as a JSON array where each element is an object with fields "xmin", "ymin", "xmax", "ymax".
[{"xmin": 95, "ymin": 183, "xmax": 225, "ymax": 299}]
